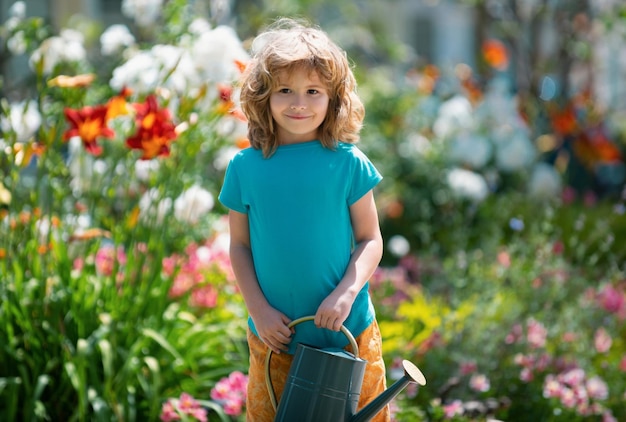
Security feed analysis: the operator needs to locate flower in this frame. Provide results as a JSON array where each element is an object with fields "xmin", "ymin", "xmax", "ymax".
[
  {"xmin": 387, "ymin": 235, "xmax": 410, "ymax": 257},
  {"xmin": 63, "ymin": 105, "xmax": 115, "ymax": 155},
  {"xmin": 482, "ymin": 39, "xmax": 509, "ymax": 70},
  {"xmin": 1, "ymin": 100, "xmax": 42, "ymax": 143},
  {"xmin": 122, "ymin": 0, "xmax": 164, "ymax": 27},
  {"xmin": 29, "ymin": 29, "xmax": 87, "ymax": 74},
  {"xmin": 100, "ymin": 24, "xmax": 135, "ymax": 56},
  {"xmin": 174, "ymin": 185, "xmax": 215, "ymax": 225},
  {"xmin": 442, "ymin": 400, "xmax": 464, "ymax": 418},
  {"xmin": 469, "ymin": 373, "xmax": 491, "ymax": 392},
  {"xmin": 527, "ymin": 319, "xmax": 548, "ymax": 349},
  {"xmin": 48, "ymin": 74, "xmax": 96, "ymax": 88},
  {"xmin": 210, "ymin": 371, "xmax": 248, "ymax": 416},
  {"xmin": 160, "ymin": 392, "xmax": 207, "ymax": 422},
  {"xmin": 446, "ymin": 167, "xmax": 489, "ymax": 202},
  {"xmin": 126, "ymin": 95, "xmax": 177, "ymax": 159},
  {"xmin": 594, "ymin": 327, "xmax": 612, "ymax": 353}
]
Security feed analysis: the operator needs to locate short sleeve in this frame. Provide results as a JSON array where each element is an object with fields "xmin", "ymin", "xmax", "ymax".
[
  {"xmin": 347, "ymin": 147, "xmax": 383, "ymax": 205},
  {"xmin": 218, "ymin": 156, "xmax": 248, "ymax": 213}
]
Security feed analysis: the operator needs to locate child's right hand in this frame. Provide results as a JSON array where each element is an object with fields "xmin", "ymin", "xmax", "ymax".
[{"xmin": 253, "ymin": 308, "xmax": 293, "ymax": 354}]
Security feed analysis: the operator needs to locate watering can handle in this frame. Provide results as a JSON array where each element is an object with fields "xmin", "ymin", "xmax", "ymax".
[{"xmin": 264, "ymin": 315, "xmax": 359, "ymax": 411}]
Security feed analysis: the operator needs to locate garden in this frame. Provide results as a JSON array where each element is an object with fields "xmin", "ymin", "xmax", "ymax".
[{"xmin": 0, "ymin": 0, "xmax": 625, "ymax": 421}]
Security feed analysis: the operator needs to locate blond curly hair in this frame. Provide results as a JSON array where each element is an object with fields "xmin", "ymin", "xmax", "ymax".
[{"xmin": 239, "ymin": 18, "xmax": 365, "ymax": 157}]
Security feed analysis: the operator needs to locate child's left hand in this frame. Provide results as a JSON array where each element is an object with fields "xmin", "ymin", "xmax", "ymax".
[{"xmin": 314, "ymin": 291, "xmax": 353, "ymax": 332}]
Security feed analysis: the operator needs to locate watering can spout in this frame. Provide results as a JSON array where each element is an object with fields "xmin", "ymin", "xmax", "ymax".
[{"xmin": 350, "ymin": 360, "xmax": 426, "ymax": 422}]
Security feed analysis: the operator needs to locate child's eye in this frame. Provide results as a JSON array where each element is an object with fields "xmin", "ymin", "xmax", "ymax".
[
  {"xmin": 278, "ymin": 88, "xmax": 291, "ymax": 94},
  {"xmin": 307, "ymin": 89, "xmax": 319, "ymax": 95}
]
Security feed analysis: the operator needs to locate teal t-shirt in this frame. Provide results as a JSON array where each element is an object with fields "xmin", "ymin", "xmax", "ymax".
[{"xmin": 218, "ymin": 140, "xmax": 382, "ymax": 353}]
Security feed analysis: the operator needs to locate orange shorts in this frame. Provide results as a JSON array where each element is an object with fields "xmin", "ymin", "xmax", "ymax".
[{"xmin": 245, "ymin": 319, "xmax": 390, "ymax": 422}]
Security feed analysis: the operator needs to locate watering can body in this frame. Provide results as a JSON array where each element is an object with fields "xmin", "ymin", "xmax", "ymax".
[
  {"xmin": 266, "ymin": 316, "xmax": 426, "ymax": 422},
  {"xmin": 275, "ymin": 343, "xmax": 367, "ymax": 421}
]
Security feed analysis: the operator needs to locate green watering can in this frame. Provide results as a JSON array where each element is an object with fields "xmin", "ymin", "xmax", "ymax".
[{"xmin": 265, "ymin": 316, "xmax": 426, "ymax": 422}]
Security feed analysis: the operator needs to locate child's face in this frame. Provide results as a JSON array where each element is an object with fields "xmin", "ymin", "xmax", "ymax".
[{"xmin": 269, "ymin": 67, "xmax": 330, "ymax": 145}]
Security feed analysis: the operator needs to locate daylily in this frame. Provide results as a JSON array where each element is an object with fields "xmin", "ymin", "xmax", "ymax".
[
  {"xmin": 48, "ymin": 73, "xmax": 96, "ymax": 88},
  {"xmin": 63, "ymin": 105, "xmax": 115, "ymax": 155},
  {"xmin": 106, "ymin": 87, "xmax": 132, "ymax": 121},
  {"xmin": 126, "ymin": 95, "xmax": 177, "ymax": 159}
]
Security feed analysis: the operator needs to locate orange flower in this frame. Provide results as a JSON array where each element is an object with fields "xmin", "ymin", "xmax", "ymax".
[
  {"xmin": 48, "ymin": 73, "xmax": 96, "ymax": 88},
  {"xmin": 106, "ymin": 87, "xmax": 132, "ymax": 121},
  {"xmin": 573, "ymin": 128, "xmax": 622, "ymax": 168},
  {"xmin": 482, "ymin": 39, "xmax": 509, "ymax": 71},
  {"xmin": 69, "ymin": 228, "xmax": 112, "ymax": 242},
  {"xmin": 234, "ymin": 59, "xmax": 247, "ymax": 73},
  {"xmin": 63, "ymin": 105, "xmax": 115, "ymax": 155},
  {"xmin": 126, "ymin": 95, "xmax": 177, "ymax": 160},
  {"xmin": 236, "ymin": 137, "xmax": 251, "ymax": 149}
]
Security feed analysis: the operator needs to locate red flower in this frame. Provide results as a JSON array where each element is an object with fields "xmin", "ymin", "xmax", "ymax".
[
  {"xmin": 63, "ymin": 105, "xmax": 115, "ymax": 155},
  {"xmin": 126, "ymin": 95, "xmax": 177, "ymax": 160}
]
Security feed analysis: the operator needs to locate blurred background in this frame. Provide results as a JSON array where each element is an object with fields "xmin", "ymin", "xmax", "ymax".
[{"xmin": 1, "ymin": 1, "xmax": 625, "ymax": 421}]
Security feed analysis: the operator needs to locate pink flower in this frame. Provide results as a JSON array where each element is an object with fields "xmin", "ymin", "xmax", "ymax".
[
  {"xmin": 159, "ymin": 401, "xmax": 181, "ymax": 421},
  {"xmin": 543, "ymin": 375, "xmax": 562, "ymax": 398},
  {"xmin": 527, "ymin": 319, "xmax": 547, "ymax": 349},
  {"xmin": 505, "ymin": 324, "xmax": 523, "ymax": 344},
  {"xmin": 459, "ymin": 361, "xmax": 477, "ymax": 376},
  {"xmin": 520, "ymin": 367, "xmax": 534, "ymax": 383},
  {"xmin": 598, "ymin": 285, "xmax": 626, "ymax": 317},
  {"xmin": 586, "ymin": 376, "xmax": 609, "ymax": 400},
  {"xmin": 442, "ymin": 400, "xmax": 464, "ymax": 418},
  {"xmin": 210, "ymin": 371, "xmax": 249, "ymax": 417},
  {"xmin": 469, "ymin": 373, "xmax": 490, "ymax": 393},
  {"xmin": 594, "ymin": 328, "xmax": 612, "ymax": 353},
  {"xmin": 178, "ymin": 392, "xmax": 200, "ymax": 413},
  {"xmin": 560, "ymin": 387, "xmax": 577, "ymax": 408},
  {"xmin": 190, "ymin": 285, "xmax": 218, "ymax": 308},
  {"xmin": 619, "ymin": 355, "xmax": 626, "ymax": 372},
  {"xmin": 560, "ymin": 368, "xmax": 585, "ymax": 387},
  {"xmin": 95, "ymin": 244, "xmax": 116, "ymax": 276}
]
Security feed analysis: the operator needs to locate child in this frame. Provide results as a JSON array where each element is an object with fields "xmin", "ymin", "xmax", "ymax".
[{"xmin": 219, "ymin": 18, "xmax": 389, "ymax": 422}]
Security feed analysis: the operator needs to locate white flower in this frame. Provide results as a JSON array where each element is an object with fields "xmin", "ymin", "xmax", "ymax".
[
  {"xmin": 110, "ymin": 44, "xmax": 199, "ymax": 95},
  {"xmin": 433, "ymin": 95, "xmax": 474, "ymax": 139},
  {"xmin": 188, "ymin": 18, "xmax": 212, "ymax": 35},
  {"xmin": 388, "ymin": 235, "xmax": 410, "ymax": 257},
  {"xmin": 29, "ymin": 29, "xmax": 86, "ymax": 74},
  {"xmin": 100, "ymin": 24, "xmax": 135, "ymax": 56},
  {"xmin": 449, "ymin": 131, "xmax": 492, "ymax": 169},
  {"xmin": 174, "ymin": 185, "xmax": 215, "ymax": 225},
  {"xmin": 495, "ymin": 131, "xmax": 536, "ymax": 172},
  {"xmin": 213, "ymin": 146, "xmax": 240, "ymax": 171},
  {"xmin": 0, "ymin": 100, "xmax": 41, "ymax": 143},
  {"xmin": 121, "ymin": 0, "xmax": 163, "ymax": 27},
  {"xmin": 398, "ymin": 132, "xmax": 431, "ymax": 158},
  {"xmin": 9, "ymin": 1, "xmax": 26, "ymax": 19},
  {"xmin": 528, "ymin": 163, "xmax": 562, "ymax": 200},
  {"xmin": 7, "ymin": 30, "xmax": 27, "ymax": 55},
  {"xmin": 190, "ymin": 25, "xmax": 249, "ymax": 83},
  {"xmin": 139, "ymin": 188, "xmax": 172, "ymax": 224},
  {"xmin": 134, "ymin": 159, "xmax": 160, "ymax": 182},
  {"xmin": 447, "ymin": 167, "xmax": 489, "ymax": 203}
]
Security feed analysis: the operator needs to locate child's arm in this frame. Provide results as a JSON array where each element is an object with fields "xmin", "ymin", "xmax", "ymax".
[
  {"xmin": 228, "ymin": 210, "xmax": 293, "ymax": 354},
  {"xmin": 314, "ymin": 189, "xmax": 384, "ymax": 331}
]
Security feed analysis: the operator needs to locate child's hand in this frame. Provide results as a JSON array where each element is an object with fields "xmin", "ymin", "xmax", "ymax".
[
  {"xmin": 253, "ymin": 308, "xmax": 293, "ymax": 354},
  {"xmin": 314, "ymin": 291, "xmax": 353, "ymax": 332}
]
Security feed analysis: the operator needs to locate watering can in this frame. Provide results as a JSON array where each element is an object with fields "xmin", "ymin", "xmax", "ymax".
[{"xmin": 265, "ymin": 316, "xmax": 426, "ymax": 422}]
